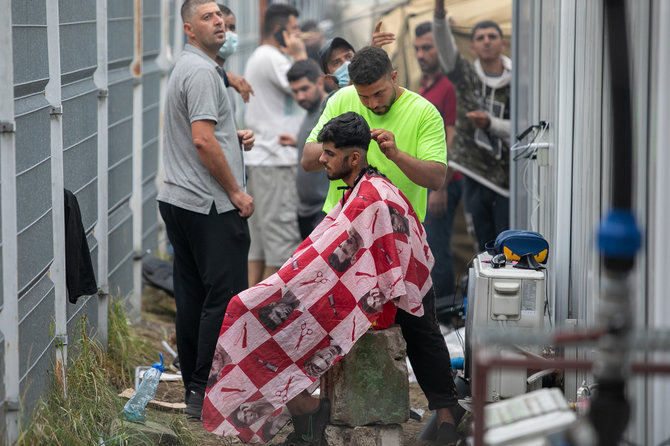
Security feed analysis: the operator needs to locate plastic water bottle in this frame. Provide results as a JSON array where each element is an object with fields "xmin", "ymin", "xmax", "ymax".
[{"xmin": 123, "ymin": 353, "xmax": 164, "ymax": 422}]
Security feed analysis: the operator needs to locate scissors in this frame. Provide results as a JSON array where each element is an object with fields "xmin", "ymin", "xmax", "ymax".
[
  {"xmin": 275, "ymin": 376, "xmax": 294, "ymax": 402},
  {"xmin": 295, "ymin": 321, "xmax": 314, "ymax": 350},
  {"xmin": 300, "ymin": 271, "xmax": 329, "ymax": 286}
]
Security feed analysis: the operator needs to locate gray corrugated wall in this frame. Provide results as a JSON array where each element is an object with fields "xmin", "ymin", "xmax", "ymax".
[
  {"xmin": 1, "ymin": 0, "xmax": 174, "ymax": 440},
  {"xmin": 107, "ymin": 0, "xmax": 135, "ymax": 299},
  {"xmin": 142, "ymin": 0, "xmax": 162, "ymax": 253},
  {"xmin": 2, "ymin": 0, "xmax": 328, "ymax": 440},
  {"xmin": 13, "ymin": 0, "xmax": 59, "ymax": 423}
]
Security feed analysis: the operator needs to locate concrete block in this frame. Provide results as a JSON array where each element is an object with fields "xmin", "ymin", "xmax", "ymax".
[
  {"xmin": 321, "ymin": 325, "xmax": 409, "ymax": 426},
  {"xmin": 324, "ymin": 424, "xmax": 402, "ymax": 446}
]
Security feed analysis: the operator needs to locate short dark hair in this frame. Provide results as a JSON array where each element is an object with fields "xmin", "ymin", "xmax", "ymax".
[
  {"xmin": 263, "ymin": 4, "xmax": 299, "ymax": 38},
  {"xmin": 348, "ymin": 46, "xmax": 393, "ymax": 86},
  {"xmin": 470, "ymin": 20, "xmax": 503, "ymax": 41},
  {"xmin": 300, "ymin": 19, "xmax": 319, "ymax": 32},
  {"xmin": 217, "ymin": 3, "xmax": 232, "ymax": 16},
  {"xmin": 287, "ymin": 59, "xmax": 323, "ymax": 83},
  {"xmin": 414, "ymin": 21, "xmax": 432, "ymax": 38},
  {"xmin": 317, "ymin": 112, "xmax": 371, "ymax": 150},
  {"xmin": 181, "ymin": 0, "xmax": 216, "ymax": 23}
]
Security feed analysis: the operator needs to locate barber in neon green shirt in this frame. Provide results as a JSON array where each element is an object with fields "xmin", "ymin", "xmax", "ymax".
[{"xmin": 303, "ymin": 46, "xmax": 447, "ymax": 221}]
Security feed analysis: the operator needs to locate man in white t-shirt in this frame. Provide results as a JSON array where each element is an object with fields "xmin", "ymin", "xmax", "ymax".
[{"xmin": 243, "ymin": 4, "xmax": 307, "ymax": 286}]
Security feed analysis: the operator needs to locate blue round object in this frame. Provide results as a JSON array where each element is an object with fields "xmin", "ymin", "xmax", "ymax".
[{"xmin": 598, "ymin": 209, "xmax": 641, "ymax": 258}]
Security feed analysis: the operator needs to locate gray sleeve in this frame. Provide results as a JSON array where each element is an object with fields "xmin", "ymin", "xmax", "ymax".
[
  {"xmin": 433, "ymin": 15, "xmax": 459, "ymax": 73},
  {"xmin": 184, "ymin": 67, "xmax": 222, "ymax": 124},
  {"xmin": 488, "ymin": 115, "xmax": 511, "ymax": 141}
]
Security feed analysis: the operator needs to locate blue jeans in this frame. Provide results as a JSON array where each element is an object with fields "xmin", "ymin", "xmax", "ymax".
[{"xmin": 423, "ymin": 178, "xmax": 463, "ymax": 297}]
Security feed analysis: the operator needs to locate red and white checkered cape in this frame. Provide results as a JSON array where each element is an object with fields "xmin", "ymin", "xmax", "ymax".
[{"xmin": 202, "ymin": 170, "xmax": 434, "ymax": 443}]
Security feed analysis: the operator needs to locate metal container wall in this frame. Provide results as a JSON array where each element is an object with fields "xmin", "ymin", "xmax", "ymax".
[{"xmin": 512, "ymin": 1, "xmax": 666, "ymax": 444}]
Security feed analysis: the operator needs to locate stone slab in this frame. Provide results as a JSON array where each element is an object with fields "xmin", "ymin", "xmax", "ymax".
[
  {"xmin": 321, "ymin": 325, "xmax": 409, "ymax": 426},
  {"xmin": 324, "ymin": 424, "xmax": 403, "ymax": 446}
]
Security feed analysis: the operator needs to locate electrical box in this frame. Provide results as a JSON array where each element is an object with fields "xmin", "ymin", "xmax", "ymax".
[{"xmin": 466, "ymin": 253, "xmax": 547, "ymax": 401}]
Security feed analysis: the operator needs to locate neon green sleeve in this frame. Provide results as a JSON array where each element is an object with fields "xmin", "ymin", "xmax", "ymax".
[{"xmin": 416, "ymin": 103, "xmax": 448, "ymax": 165}]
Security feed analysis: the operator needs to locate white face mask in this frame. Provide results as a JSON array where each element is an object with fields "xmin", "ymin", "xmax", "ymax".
[{"xmin": 218, "ymin": 31, "xmax": 238, "ymax": 59}]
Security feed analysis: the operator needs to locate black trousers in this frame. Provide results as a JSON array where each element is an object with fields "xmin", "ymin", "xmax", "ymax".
[
  {"xmin": 395, "ymin": 288, "xmax": 458, "ymax": 410},
  {"xmin": 159, "ymin": 202, "xmax": 250, "ymax": 391},
  {"xmin": 463, "ymin": 177, "xmax": 509, "ymax": 252},
  {"xmin": 298, "ymin": 211, "xmax": 326, "ymax": 240}
]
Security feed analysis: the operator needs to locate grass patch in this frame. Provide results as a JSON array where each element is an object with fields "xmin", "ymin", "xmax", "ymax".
[
  {"xmin": 106, "ymin": 299, "xmax": 155, "ymax": 390},
  {"xmin": 16, "ymin": 299, "xmax": 193, "ymax": 446},
  {"xmin": 16, "ymin": 316, "xmax": 151, "ymax": 445}
]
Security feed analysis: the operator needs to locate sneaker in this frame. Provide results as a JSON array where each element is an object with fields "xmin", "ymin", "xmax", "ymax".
[
  {"xmin": 185, "ymin": 388, "xmax": 204, "ymax": 420},
  {"xmin": 434, "ymin": 422, "xmax": 460, "ymax": 445},
  {"xmin": 289, "ymin": 398, "xmax": 330, "ymax": 446}
]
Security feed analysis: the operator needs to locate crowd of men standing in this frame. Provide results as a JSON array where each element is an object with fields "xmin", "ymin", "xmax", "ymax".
[{"xmin": 157, "ymin": 0, "xmax": 511, "ymax": 444}]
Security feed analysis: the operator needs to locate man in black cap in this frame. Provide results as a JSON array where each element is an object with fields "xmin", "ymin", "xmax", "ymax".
[
  {"xmin": 318, "ymin": 37, "xmax": 355, "ymax": 92},
  {"xmin": 318, "ymin": 22, "xmax": 396, "ymax": 92}
]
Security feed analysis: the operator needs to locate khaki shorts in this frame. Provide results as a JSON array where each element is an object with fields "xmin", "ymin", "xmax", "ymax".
[{"xmin": 246, "ymin": 165, "xmax": 301, "ymax": 267}]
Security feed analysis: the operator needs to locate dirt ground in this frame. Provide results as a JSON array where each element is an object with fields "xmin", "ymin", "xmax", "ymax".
[{"xmin": 136, "ymin": 287, "xmax": 456, "ymax": 446}]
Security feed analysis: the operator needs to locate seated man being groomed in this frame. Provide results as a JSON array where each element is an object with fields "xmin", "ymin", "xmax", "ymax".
[{"xmin": 202, "ymin": 112, "xmax": 459, "ymax": 446}]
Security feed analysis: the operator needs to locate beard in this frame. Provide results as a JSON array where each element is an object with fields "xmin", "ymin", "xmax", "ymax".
[
  {"xmin": 325, "ymin": 154, "xmax": 352, "ymax": 180},
  {"xmin": 371, "ymin": 87, "xmax": 396, "ymax": 115}
]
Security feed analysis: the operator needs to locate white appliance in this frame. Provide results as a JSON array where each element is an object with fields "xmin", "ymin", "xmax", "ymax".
[
  {"xmin": 484, "ymin": 388, "xmax": 577, "ymax": 445},
  {"xmin": 466, "ymin": 252, "xmax": 547, "ymax": 401}
]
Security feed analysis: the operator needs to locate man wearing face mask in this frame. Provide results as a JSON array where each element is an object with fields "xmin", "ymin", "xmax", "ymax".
[
  {"xmin": 318, "ymin": 37, "xmax": 355, "ymax": 93},
  {"xmin": 215, "ymin": 4, "xmax": 253, "ymax": 103},
  {"xmin": 217, "ymin": 4, "xmax": 238, "ymax": 62},
  {"xmin": 317, "ymin": 23, "xmax": 396, "ymax": 93}
]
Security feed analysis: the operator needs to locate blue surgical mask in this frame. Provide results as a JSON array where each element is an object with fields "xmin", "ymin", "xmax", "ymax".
[
  {"xmin": 218, "ymin": 31, "xmax": 238, "ymax": 59},
  {"xmin": 333, "ymin": 61, "xmax": 351, "ymax": 88}
]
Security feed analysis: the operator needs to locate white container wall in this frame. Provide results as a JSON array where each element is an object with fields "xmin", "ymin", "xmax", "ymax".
[{"xmin": 512, "ymin": 1, "xmax": 670, "ymax": 444}]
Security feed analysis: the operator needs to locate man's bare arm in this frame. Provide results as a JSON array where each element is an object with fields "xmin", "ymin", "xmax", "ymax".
[
  {"xmin": 192, "ymin": 120, "xmax": 254, "ymax": 217},
  {"xmin": 301, "ymin": 142, "xmax": 325, "ymax": 172},
  {"xmin": 433, "ymin": 0, "xmax": 459, "ymax": 72},
  {"xmin": 227, "ymin": 71, "xmax": 254, "ymax": 103},
  {"xmin": 371, "ymin": 128, "xmax": 446, "ymax": 190}
]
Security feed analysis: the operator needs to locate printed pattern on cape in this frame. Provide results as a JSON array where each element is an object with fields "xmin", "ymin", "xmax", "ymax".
[{"xmin": 202, "ymin": 172, "xmax": 434, "ymax": 443}]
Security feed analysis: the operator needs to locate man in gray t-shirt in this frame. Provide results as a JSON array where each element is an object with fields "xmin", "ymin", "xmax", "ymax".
[
  {"xmin": 156, "ymin": 0, "xmax": 254, "ymax": 420},
  {"xmin": 281, "ymin": 59, "xmax": 329, "ymax": 239}
]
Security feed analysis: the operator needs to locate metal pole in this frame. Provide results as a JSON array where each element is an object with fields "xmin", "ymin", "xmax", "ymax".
[
  {"xmin": 45, "ymin": 0, "xmax": 68, "ymax": 398},
  {"xmin": 94, "ymin": 0, "xmax": 110, "ymax": 347},
  {"xmin": 129, "ymin": 0, "xmax": 144, "ymax": 322},
  {"xmin": 0, "ymin": 0, "xmax": 19, "ymax": 441},
  {"xmin": 590, "ymin": 1, "xmax": 641, "ymax": 444},
  {"xmin": 155, "ymin": 0, "xmax": 171, "ymax": 255}
]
